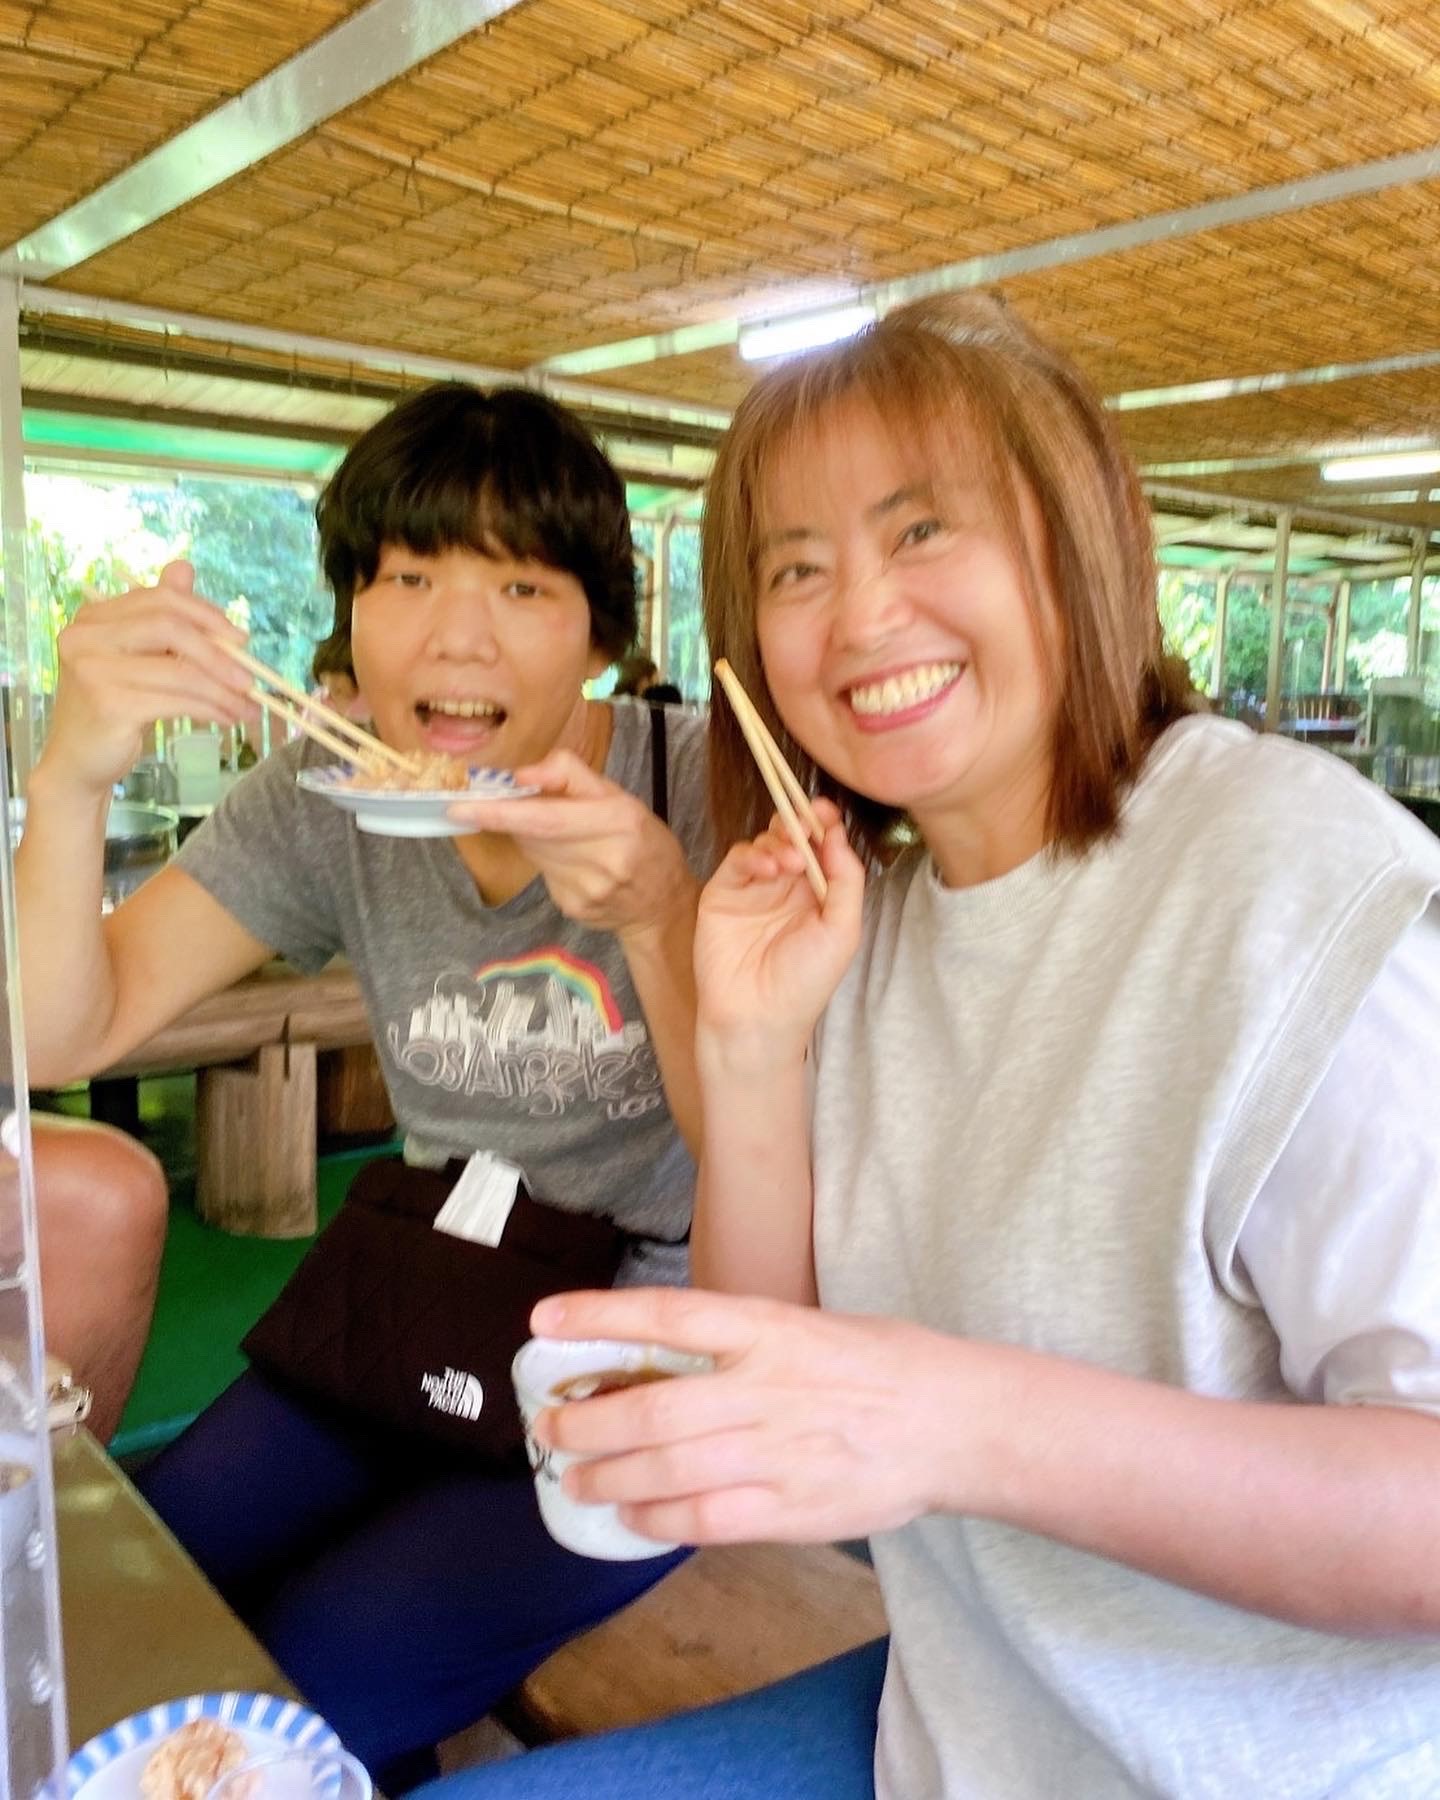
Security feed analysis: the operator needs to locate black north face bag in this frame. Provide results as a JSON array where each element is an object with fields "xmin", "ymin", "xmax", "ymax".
[{"xmin": 242, "ymin": 1155, "xmax": 627, "ymax": 1463}]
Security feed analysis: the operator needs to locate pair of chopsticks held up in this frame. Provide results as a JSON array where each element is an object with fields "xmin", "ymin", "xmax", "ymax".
[
  {"xmin": 209, "ymin": 637, "xmax": 420, "ymax": 781},
  {"xmin": 713, "ymin": 659, "xmax": 828, "ymax": 903},
  {"xmin": 248, "ymin": 642, "xmax": 831, "ymax": 902},
  {"xmin": 81, "ymin": 581, "xmax": 421, "ymax": 782}
]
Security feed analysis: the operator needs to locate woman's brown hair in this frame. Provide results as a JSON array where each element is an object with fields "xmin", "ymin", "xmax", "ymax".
[{"xmin": 702, "ymin": 293, "xmax": 1196, "ymax": 862}]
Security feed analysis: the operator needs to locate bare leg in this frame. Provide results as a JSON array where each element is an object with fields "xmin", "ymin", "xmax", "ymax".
[{"xmin": 33, "ymin": 1114, "xmax": 168, "ymax": 1442}]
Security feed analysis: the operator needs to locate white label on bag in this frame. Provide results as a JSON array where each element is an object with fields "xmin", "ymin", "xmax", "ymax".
[
  {"xmin": 432, "ymin": 1150, "xmax": 522, "ymax": 1247},
  {"xmin": 421, "ymin": 1366, "xmax": 484, "ymax": 1420}
]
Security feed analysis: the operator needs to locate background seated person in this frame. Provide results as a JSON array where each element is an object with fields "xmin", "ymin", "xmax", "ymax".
[{"xmin": 612, "ymin": 652, "xmax": 683, "ymax": 706}]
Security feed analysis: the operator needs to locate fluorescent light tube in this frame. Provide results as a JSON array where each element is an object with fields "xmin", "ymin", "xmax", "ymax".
[
  {"xmin": 738, "ymin": 304, "xmax": 875, "ymax": 363},
  {"xmin": 1321, "ymin": 449, "xmax": 1440, "ymax": 482}
]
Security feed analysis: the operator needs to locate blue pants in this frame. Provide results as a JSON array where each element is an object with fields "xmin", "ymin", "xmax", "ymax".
[
  {"xmin": 135, "ymin": 1370, "xmax": 688, "ymax": 1792},
  {"xmin": 412, "ymin": 1638, "xmax": 887, "ymax": 1799}
]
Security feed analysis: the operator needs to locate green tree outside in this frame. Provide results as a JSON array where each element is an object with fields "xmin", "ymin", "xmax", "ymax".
[{"xmin": 17, "ymin": 474, "xmax": 331, "ymax": 696}]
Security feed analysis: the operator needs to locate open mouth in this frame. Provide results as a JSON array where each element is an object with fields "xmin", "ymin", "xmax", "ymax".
[
  {"xmin": 415, "ymin": 697, "xmax": 506, "ymax": 726},
  {"xmin": 413, "ymin": 696, "xmax": 509, "ymax": 754},
  {"xmin": 846, "ymin": 661, "xmax": 965, "ymax": 719}
]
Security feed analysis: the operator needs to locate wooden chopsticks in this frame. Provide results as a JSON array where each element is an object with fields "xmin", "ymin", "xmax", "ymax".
[
  {"xmin": 78, "ymin": 582, "xmax": 419, "ymax": 778},
  {"xmin": 212, "ymin": 639, "xmax": 419, "ymax": 779},
  {"xmin": 713, "ymin": 659, "xmax": 827, "ymax": 902}
]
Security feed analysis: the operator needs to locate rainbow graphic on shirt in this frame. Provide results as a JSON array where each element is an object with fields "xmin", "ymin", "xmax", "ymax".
[
  {"xmin": 386, "ymin": 944, "xmax": 660, "ymax": 1120},
  {"xmin": 471, "ymin": 946, "xmax": 624, "ymax": 1032}
]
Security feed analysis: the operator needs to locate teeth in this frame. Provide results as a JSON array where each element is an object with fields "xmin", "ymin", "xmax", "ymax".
[
  {"xmin": 849, "ymin": 662, "xmax": 962, "ymax": 717},
  {"xmin": 424, "ymin": 698, "xmax": 500, "ymax": 720}
]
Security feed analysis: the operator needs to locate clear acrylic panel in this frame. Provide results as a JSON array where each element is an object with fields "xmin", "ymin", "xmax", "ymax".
[{"xmin": 0, "ymin": 707, "xmax": 68, "ymax": 1798}]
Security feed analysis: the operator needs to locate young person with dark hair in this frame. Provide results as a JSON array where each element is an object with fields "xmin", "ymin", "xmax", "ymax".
[
  {"xmin": 421, "ymin": 298, "xmax": 1440, "ymax": 1798},
  {"xmin": 15, "ymin": 383, "xmax": 711, "ymax": 1790}
]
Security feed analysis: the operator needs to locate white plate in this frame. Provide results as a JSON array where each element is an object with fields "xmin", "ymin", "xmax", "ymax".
[
  {"xmin": 67, "ymin": 1692, "xmax": 343, "ymax": 1800},
  {"xmin": 296, "ymin": 765, "xmax": 538, "ymax": 837}
]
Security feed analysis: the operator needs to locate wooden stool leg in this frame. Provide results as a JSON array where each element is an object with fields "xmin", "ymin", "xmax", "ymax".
[
  {"xmin": 195, "ymin": 1041, "xmax": 318, "ymax": 1238},
  {"xmin": 316, "ymin": 1044, "xmax": 394, "ymax": 1139}
]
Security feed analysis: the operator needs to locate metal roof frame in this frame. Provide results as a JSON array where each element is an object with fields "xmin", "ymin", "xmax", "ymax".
[{"xmin": 0, "ymin": 0, "xmax": 524, "ymax": 282}]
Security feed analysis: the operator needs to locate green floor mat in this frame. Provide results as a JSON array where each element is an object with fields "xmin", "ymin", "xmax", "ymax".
[{"xmin": 111, "ymin": 1144, "xmax": 393, "ymax": 1458}]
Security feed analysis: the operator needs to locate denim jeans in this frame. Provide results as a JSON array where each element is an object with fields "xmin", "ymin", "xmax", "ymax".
[
  {"xmin": 136, "ymin": 1369, "xmax": 688, "ymax": 1791},
  {"xmin": 412, "ymin": 1637, "xmax": 888, "ymax": 1800}
]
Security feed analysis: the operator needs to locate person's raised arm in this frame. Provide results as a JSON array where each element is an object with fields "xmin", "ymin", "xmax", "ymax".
[
  {"xmin": 528, "ymin": 1286, "xmax": 1440, "ymax": 1635},
  {"xmin": 690, "ymin": 809, "xmax": 863, "ymax": 1304},
  {"xmin": 16, "ymin": 562, "xmax": 270, "ymax": 1081}
]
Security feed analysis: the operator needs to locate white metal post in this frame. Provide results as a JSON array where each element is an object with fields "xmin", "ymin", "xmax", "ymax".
[
  {"xmin": 1263, "ymin": 510, "xmax": 1292, "ymax": 730},
  {"xmin": 1407, "ymin": 516, "xmax": 1429, "ymax": 676},
  {"xmin": 1332, "ymin": 579, "xmax": 1352, "ymax": 694},
  {"xmin": 1208, "ymin": 571, "xmax": 1230, "ymax": 700},
  {"xmin": 0, "ymin": 277, "xmax": 35, "ymax": 791},
  {"xmin": 655, "ymin": 516, "xmax": 676, "ymax": 675}
]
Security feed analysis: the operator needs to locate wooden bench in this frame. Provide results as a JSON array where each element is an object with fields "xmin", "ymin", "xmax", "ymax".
[
  {"xmin": 97, "ymin": 960, "xmax": 385, "ymax": 1238},
  {"xmin": 503, "ymin": 1542, "xmax": 887, "ymax": 1745}
]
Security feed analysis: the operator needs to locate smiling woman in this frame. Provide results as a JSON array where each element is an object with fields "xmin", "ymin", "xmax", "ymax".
[{"xmin": 415, "ymin": 298, "xmax": 1440, "ymax": 1800}]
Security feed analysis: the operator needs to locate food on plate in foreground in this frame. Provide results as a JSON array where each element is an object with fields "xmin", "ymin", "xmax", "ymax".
[{"xmin": 139, "ymin": 1720, "xmax": 254, "ymax": 1800}]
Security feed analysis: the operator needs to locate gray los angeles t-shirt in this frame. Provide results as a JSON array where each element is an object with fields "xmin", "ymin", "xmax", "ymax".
[{"xmin": 175, "ymin": 699, "xmax": 711, "ymax": 1272}]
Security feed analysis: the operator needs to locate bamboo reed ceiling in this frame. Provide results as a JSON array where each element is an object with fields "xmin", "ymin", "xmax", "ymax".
[
  {"xmin": 0, "ymin": 0, "xmax": 372, "ymax": 246},
  {"xmin": 8, "ymin": 0, "xmax": 1440, "ymax": 527},
  {"xmin": 1120, "ymin": 365, "xmax": 1440, "ymax": 468}
]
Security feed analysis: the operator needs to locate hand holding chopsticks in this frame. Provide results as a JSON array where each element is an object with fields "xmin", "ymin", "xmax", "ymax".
[
  {"xmin": 713, "ymin": 658, "xmax": 828, "ymax": 903},
  {"xmin": 78, "ymin": 569, "xmax": 420, "ymax": 780}
]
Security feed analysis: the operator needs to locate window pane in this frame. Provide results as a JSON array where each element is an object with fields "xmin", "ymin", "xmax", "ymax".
[
  {"xmin": 664, "ymin": 524, "xmax": 709, "ymax": 704},
  {"xmin": 1343, "ymin": 578, "xmax": 1410, "ymax": 691},
  {"xmin": 1156, "ymin": 572, "xmax": 1216, "ymax": 690}
]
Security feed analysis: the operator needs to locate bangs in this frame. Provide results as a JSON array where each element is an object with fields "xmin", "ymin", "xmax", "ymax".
[
  {"xmin": 365, "ymin": 472, "xmax": 579, "ymax": 574},
  {"xmin": 742, "ymin": 332, "xmax": 1040, "ymax": 619},
  {"xmin": 334, "ymin": 393, "xmax": 619, "ymax": 586}
]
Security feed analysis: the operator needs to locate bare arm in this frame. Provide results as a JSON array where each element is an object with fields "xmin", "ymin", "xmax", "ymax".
[
  {"xmin": 15, "ymin": 563, "xmax": 266, "ymax": 1082},
  {"xmin": 531, "ymin": 1285, "xmax": 1440, "ymax": 1635},
  {"xmin": 20, "ymin": 854, "xmax": 273, "ymax": 1083},
  {"xmin": 688, "ymin": 815, "xmax": 863, "ymax": 1303},
  {"xmin": 691, "ymin": 1049, "xmax": 816, "ymax": 1304}
]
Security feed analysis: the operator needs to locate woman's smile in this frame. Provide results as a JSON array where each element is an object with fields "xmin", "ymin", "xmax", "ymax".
[{"xmin": 843, "ymin": 660, "xmax": 968, "ymax": 729}]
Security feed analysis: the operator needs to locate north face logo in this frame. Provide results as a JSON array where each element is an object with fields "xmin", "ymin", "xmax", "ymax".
[{"xmin": 421, "ymin": 1366, "xmax": 484, "ymax": 1421}]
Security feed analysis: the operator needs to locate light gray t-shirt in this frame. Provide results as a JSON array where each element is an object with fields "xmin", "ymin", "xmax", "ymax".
[
  {"xmin": 812, "ymin": 715, "xmax": 1440, "ymax": 1798},
  {"xmin": 176, "ymin": 700, "xmax": 710, "ymax": 1271}
]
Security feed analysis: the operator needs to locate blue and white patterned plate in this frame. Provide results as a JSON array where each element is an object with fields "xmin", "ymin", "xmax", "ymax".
[
  {"xmin": 67, "ymin": 1691, "xmax": 342, "ymax": 1800},
  {"xmin": 296, "ymin": 764, "xmax": 539, "ymax": 837}
]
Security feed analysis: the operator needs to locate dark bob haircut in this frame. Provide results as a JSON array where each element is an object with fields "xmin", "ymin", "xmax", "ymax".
[{"xmin": 312, "ymin": 383, "xmax": 637, "ymax": 672}]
